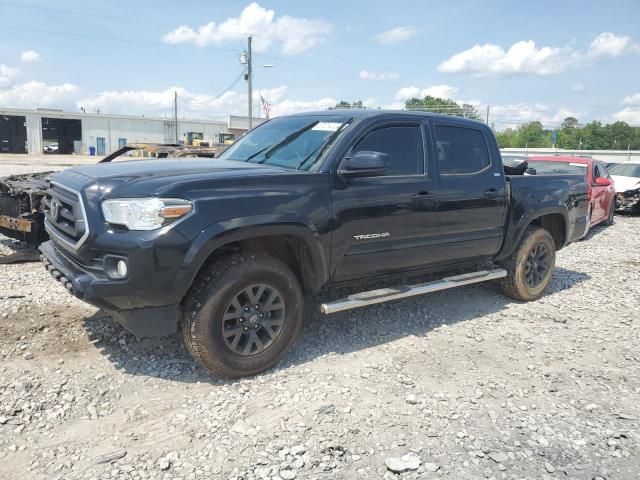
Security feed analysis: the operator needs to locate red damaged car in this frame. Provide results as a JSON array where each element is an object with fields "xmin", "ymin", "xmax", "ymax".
[{"xmin": 526, "ymin": 156, "xmax": 616, "ymax": 234}]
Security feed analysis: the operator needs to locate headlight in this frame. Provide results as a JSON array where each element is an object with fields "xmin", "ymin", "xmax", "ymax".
[{"xmin": 101, "ymin": 198, "xmax": 193, "ymax": 230}]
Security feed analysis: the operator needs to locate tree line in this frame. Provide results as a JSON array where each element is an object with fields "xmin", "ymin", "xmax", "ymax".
[
  {"xmin": 494, "ymin": 117, "xmax": 640, "ymax": 150},
  {"xmin": 330, "ymin": 97, "xmax": 640, "ymax": 150}
]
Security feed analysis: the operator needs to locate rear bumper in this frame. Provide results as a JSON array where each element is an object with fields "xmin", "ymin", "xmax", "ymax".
[
  {"xmin": 39, "ymin": 240, "xmax": 178, "ymax": 337},
  {"xmin": 0, "ymin": 214, "xmax": 43, "ymax": 244}
]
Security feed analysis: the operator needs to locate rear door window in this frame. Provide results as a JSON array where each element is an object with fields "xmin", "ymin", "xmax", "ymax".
[{"xmin": 435, "ymin": 125, "xmax": 490, "ymax": 175}]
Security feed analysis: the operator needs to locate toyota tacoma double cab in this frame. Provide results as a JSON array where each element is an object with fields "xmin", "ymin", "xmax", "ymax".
[{"xmin": 39, "ymin": 111, "xmax": 588, "ymax": 377}]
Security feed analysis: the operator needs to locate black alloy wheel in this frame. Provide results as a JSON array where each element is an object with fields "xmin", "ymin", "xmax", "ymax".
[
  {"xmin": 523, "ymin": 243, "xmax": 551, "ymax": 288},
  {"xmin": 221, "ymin": 284, "xmax": 285, "ymax": 356}
]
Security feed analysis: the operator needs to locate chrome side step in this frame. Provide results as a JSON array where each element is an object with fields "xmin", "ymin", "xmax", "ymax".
[{"xmin": 320, "ymin": 268, "xmax": 507, "ymax": 314}]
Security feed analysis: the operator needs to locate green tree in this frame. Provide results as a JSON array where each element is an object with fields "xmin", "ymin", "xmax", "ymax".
[
  {"xmin": 405, "ymin": 96, "xmax": 481, "ymax": 120},
  {"xmin": 495, "ymin": 116, "xmax": 640, "ymax": 149},
  {"xmin": 518, "ymin": 121, "xmax": 550, "ymax": 147},
  {"xmin": 494, "ymin": 128, "xmax": 519, "ymax": 148},
  {"xmin": 332, "ymin": 100, "xmax": 366, "ymax": 109}
]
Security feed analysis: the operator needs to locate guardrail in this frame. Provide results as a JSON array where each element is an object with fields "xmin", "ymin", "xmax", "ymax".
[{"xmin": 501, "ymin": 148, "xmax": 640, "ymax": 163}]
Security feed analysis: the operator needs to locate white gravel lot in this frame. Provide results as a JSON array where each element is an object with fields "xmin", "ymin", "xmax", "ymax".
[{"xmin": 0, "ymin": 162, "xmax": 639, "ymax": 480}]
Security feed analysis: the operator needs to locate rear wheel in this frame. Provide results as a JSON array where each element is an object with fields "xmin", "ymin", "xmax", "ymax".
[
  {"xmin": 182, "ymin": 253, "xmax": 303, "ymax": 378},
  {"xmin": 500, "ymin": 226, "xmax": 556, "ymax": 301},
  {"xmin": 603, "ymin": 201, "xmax": 615, "ymax": 226}
]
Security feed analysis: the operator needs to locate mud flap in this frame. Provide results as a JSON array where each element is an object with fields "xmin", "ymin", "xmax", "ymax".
[{"xmin": 110, "ymin": 305, "xmax": 179, "ymax": 338}]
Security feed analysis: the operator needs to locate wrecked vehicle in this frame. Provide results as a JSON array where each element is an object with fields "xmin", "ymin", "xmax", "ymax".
[
  {"xmin": 39, "ymin": 111, "xmax": 588, "ymax": 378},
  {"xmin": 609, "ymin": 161, "xmax": 640, "ymax": 214},
  {"xmin": 0, "ymin": 172, "xmax": 50, "ymax": 262},
  {"xmin": 525, "ymin": 156, "xmax": 616, "ymax": 232},
  {"xmin": 0, "ymin": 143, "xmax": 228, "ymax": 262}
]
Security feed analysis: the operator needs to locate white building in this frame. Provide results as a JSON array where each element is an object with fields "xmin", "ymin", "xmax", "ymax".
[{"xmin": 0, "ymin": 107, "xmax": 260, "ymax": 156}]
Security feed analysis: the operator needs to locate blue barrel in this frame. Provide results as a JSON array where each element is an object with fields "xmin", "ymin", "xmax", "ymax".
[{"xmin": 89, "ymin": 146, "xmax": 96, "ymax": 156}]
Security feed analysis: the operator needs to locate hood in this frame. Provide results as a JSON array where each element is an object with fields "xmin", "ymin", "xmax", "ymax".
[
  {"xmin": 51, "ymin": 157, "xmax": 305, "ymax": 198},
  {"xmin": 610, "ymin": 175, "xmax": 640, "ymax": 192},
  {"xmin": 68, "ymin": 157, "xmax": 286, "ymax": 181}
]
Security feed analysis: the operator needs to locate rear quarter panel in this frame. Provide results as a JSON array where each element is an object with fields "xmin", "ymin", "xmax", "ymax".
[{"xmin": 496, "ymin": 174, "xmax": 588, "ymax": 261}]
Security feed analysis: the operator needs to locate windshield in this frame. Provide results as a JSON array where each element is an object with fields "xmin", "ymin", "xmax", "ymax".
[
  {"xmin": 526, "ymin": 160, "xmax": 588, "ymax": 176},
  {"xmin": 609, "ymin": 163, "xmax": 640, "ymax": 178},
  {"xmin": 218, "ymin": 115, "xmax": 351, "ymax": 170}
]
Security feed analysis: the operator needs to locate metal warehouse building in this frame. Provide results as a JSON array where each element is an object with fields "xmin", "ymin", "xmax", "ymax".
[{"xmin": 0, "ymin": 107, "xmax": 255, "ymax": 156}]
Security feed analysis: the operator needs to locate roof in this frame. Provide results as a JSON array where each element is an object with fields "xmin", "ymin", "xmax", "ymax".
[
  {"xmin": 286, "ymin": 109, "xmax": 487, "ymax": 126},
  {"xmin": 528, "ymin": 155, "xmax": 594, "ymax": 164}
]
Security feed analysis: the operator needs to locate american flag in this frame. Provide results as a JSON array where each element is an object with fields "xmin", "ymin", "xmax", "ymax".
[{"xmin": 260, "ymin": 94, "xmax": 271, "ymax": 119}]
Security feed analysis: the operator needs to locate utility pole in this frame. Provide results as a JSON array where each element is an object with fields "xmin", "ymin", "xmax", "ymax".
[
  {"xmin": 485, "ymin": 105, "xmax": 490, "ymax": 125},
  {"xmin": 174, "ymin": 90, "xmax": 178, "ymax": 144},
  {"xmin": 247, "ymin": 35, "xmax": 253, "ymax": 130}
]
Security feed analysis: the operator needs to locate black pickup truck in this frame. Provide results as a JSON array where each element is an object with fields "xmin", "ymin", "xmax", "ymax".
[{"xmin": 39, "ymin": 111, "xmax": 588, "ymax": 377}]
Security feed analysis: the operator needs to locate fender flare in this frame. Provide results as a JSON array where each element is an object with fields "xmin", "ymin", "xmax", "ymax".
[
  {"xmin": 173, "ymin": 215, "xmax": 329, "ymax": 296},
  {"xmin": 496, "ymin": 206, "xmax": 568, "ymax": 262}
]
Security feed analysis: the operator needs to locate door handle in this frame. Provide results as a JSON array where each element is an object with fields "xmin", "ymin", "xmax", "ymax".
[
  {"xmin": 483, "ymin": 188, "xmax": 502, "ymax": 198},
  {"xmin": 411, "ymin": 191, "xmax": 433, "ymax": 201}
]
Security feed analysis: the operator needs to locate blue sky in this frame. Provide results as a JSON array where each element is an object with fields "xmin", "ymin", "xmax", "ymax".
[{"xmin": 1, "ymin": 0, "xmax": 639, "ymax": 128}]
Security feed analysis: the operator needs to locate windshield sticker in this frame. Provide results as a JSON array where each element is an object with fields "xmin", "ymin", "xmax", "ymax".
[
  {"xmin": 312, "ymin": 122, "xmax": 342, "ymax": 132},
  {"xmin": 569, "ymin": 163, "xmax": 588, "ymax": 167}
]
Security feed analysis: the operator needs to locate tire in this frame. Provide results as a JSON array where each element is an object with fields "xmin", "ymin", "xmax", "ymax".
[
  {"xmin": 500, "ymin": 226, "xmax": 556, "ymax": 301},
  {"xmin": 182, "ymin": 253, "xmax": 303, "ymax": 378},
  {"xmin": 603, "ymin": 201, "xmax": 615, "ymax": 226}
]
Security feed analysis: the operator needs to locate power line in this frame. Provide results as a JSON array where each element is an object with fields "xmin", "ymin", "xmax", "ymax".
[
  {"xmin": 0, "ymin": 1, "xmax": 175, "ymax": 27},
  {"xmin": 0, "ymin": 1, "xmax": 410, "ymax": 82},
  {"xmin": 190, "ymin": 68, "xmax": 248, "ymax": 106},
  {"xmin": 0, "ymin": 24, "xmax": 238, "ymax": 52}
]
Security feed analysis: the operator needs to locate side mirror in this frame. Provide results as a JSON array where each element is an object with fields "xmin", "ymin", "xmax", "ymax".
[
  {"xmin": 595, "ymin": 177, "xmax": 612, "ymax": 186},
  {"xmin": 338, "ymin": 150, "xmax": 390, "ymax": 178}
]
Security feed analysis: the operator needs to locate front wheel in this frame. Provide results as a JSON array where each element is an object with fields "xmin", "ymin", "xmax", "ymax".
[
  {"xmin": 500, "ymin": 227, "xmax": 556, "ymax": 301},
  {"xmin": 182, "ymin": 253, "xmax": 303, "ymax": 378}
]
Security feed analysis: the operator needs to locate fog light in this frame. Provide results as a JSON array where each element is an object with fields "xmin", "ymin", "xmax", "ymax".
[{"xmin": 116, "ymin": 260, "xmax": 128, "ymax": 277}]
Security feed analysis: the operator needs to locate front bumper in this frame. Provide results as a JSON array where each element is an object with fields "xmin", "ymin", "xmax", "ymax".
[
  {"xmin": 615, "ymin": 192, "xmax": 640, "ymax": 213},
  {"xmin": 39, "ymin": 240, "xmax": 178, "ymax": 337}
]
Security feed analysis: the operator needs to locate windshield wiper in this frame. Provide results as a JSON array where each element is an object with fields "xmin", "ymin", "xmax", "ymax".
[
  {"xmin": 244, "ymin": 145, "xmax": 271, "ymax": 162},
  {"xmin": 245, "ymin": 121, "xmax": 319, "ymax": 164}
]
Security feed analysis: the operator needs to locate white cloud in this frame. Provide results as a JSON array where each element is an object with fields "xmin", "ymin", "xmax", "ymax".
[
  {"xmin": 78, "ymin": 87, "xmax": 188, "ymax": 113},
  {"xmin": 490, "ymin": 103, "xmax": 581, "ymax": 129},
  {"xmin": 395, "ymin": 84, "xmax": 458, "ymax": 101},
  {"xmin": 270, "ymin": 97, "xmax": 337, "ymax": 116},
  {"xmin": 572, "ymin": 83, "xmax": 584, "ymax": 92},
  {"xmin": 588, "ymin": 32, "xmax": 635, "ymax": 57},
  {"xmin": 20, "ymin": 50, "xmax": 41, "ymax": 63},
  {"xmin": 76, "ymin": 84, "xmax": 341, "ymax": 118},
  {"xmin": 162, "ymin": 2, "xmax": 331, "ymax": 55},
  {"xmin": 612, "ymin": 108, "xmax": 640, "ymax": 125},
  {"xmin": 359, "ymin": 70, "xmax": 399, "ymax": 81},
  {"xmin": 382, "ymin": 101, "xmax": 406, "ymax": 110},
  {"xmin": 439, "ymin": 32, "xmax": 639, "ymax": 77},
  {"xmin": 0, "ymin": 64, "xmax": 18, "ymax": 87},
  {"xmin": 438, "ymin": 40, "xmax": 580, "ymax": 76},
  {"xmin": 0, "ymin": 80, "xmax": 78, "ymax": 108},
  {"xmin": 374, "ymin": 26, "xmax": 416, "ymax": 44},
  {"xmin": 394, "ymin": 86, "xmax": 420, "ymax": 101},
  {"xmin": 621, "ymin": 93, "xmax": 640, "ymax": 106}
]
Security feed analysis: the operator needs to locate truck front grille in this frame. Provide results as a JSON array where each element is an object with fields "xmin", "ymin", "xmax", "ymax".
[{"xmin": 44, "ymin": 182, "xmax": 88, "ymax": 248}]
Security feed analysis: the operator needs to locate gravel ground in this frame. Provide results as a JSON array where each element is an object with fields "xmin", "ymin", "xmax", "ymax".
[{"xmin": 0, "ymin": 182, "xmax": 639, "ymax": 479}]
